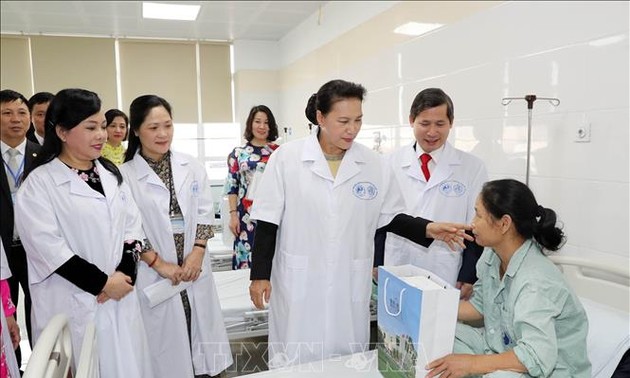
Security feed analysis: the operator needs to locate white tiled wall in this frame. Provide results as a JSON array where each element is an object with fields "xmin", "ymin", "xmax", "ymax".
[{"xmin": 235, "ymin": 1, "xmax": 629, "ymax": 265}]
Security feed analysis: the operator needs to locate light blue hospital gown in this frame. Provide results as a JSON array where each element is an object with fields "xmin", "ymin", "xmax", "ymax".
[{"xmin": 456, "ymin": 239, "xmax": 591, "ymax": 377}]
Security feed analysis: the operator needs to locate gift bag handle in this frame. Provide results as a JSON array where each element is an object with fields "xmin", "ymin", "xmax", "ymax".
[{"xmin": 383, "ymin": 277, "xmax": 406, "ymax": 316}]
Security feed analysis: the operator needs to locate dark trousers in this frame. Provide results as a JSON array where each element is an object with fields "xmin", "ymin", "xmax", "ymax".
[
  {"xmin": 7, "ymin": 242, "xmax": 32, "ymax": 367},
  {"xmin": 612, "ymin": 349, "xmax": 630, "ymax": 377}
]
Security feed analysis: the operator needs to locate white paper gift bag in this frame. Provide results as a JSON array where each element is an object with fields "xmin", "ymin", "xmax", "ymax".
[{"xmin": 377, "ymin": 265, "xmax": 459, "ymax": 378}]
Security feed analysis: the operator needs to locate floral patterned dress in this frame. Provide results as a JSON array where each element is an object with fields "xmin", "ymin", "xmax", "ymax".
[{"xmin": 225, "ymin": 142, "xmax": 279, "ymax": 269}]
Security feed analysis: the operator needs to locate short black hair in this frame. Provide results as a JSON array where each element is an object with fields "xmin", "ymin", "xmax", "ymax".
[
  {"xmin": 0, "ymin": 89, "xmax": 29, "ymax": 107},
  {"xmin": 28, "ymin": 92, "xmax": 55, "ymax": 112},
  {"xmin": 409, "ymin": 88, "xmax": 454, "ymax": 124}
]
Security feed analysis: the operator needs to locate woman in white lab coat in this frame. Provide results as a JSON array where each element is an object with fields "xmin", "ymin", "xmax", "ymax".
[
  {"xmin": 248, "ymin": 79, "xmax": 473, "ymax": 368},
  {"xmin": 120, "ymin": 95, "xmax": 232, "ymax": 378},
  {"xmin": 15, "ymin": 88, "xmax": 152, "ymax": 377}
]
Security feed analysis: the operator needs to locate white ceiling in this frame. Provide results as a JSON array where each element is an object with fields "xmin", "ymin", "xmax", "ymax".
[{"xmin": 0, "ymin": 1, "xmax": 328, "ymax": 42}]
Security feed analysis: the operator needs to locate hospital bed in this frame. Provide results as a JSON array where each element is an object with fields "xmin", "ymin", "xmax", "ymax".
[
  {"xmin": 209, "ymin": 231, "xmax": 375, "ymax": 341},
  {"xmin": 209, "ymin": 232, "xmax": 271, "ymax": 340},
  {"xmin": 548, "ymin": 255, "xmax": 629, "ymax": 378},
  {"xmin": 23, "ymin": 313, "xmax": 72, "ymax": 378},
  {"xmin": 214, "ymin": 268, "xmax": 378, "ymax": 341},
  {"xmin": 207, "ymin": 232, "xmax": 234, "ymax": 272},
  {"xmin": 213, "ymin": 260, "xmax": 378, "ymax": 342},
  {"xmin": 214, "ymin": 254, "xmax": 629, "ymax": 377},
  {"xmin": 214, "ymin": 268, "xmax": 269, "ymax": 340}
]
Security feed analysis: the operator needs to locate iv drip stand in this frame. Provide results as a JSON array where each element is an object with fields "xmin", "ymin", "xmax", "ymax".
[{"xmin": 501, "ymin": 95, "xmax": 560, "ymax": 186}]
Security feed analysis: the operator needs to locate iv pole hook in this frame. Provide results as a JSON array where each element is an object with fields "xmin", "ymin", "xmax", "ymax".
[{"xmin": 501, "ymin": 95, "xmax": 560, "ymax": 186}]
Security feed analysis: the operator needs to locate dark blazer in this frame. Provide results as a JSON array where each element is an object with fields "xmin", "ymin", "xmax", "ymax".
[
  {"xmin": 26, "ymin": 125, "xmax": 42, "ymax": 145},
  {"xmin": 1, "ymin": 140, "xmax": 41, "ymax": 249}
]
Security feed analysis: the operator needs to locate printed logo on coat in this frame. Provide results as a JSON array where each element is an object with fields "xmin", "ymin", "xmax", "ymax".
[
  {"xmin": 352, "ymin": 182, "xmax": 378, "ymax": 200},
  {"xmin": 438, "ymin": 180, "xmax": 466, "ymax": 197},
  {"xmin": 191, "ymin": 180, "xmax": 199, "ymax": 196}
]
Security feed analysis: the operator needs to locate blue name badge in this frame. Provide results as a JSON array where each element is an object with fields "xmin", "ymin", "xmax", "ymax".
[{"xmin": 170, "ymin": 215, "xmax": 185, "ymax": 234}]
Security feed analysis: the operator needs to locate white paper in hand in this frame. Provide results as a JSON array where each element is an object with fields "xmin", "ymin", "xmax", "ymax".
[{"xmin": 143, "ymin": 270, "xmax": 208, "ymax": 308}]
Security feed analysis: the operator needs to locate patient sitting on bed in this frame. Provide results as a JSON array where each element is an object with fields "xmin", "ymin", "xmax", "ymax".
[{"xmin": 427, "ymin": 179, "xmax": 591, "ymax": 378}]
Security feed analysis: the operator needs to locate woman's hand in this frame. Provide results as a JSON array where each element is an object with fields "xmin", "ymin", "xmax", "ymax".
[
  {"xmin": 249, "ymin": 280, "xmax": 271, "ymax": 309},
  {"xmin": 154, "ymin": 258, "xmax": 184, "ymax": 285},
  {"xmin": 428, "ymin": 350, "xmax": 527, "ymax": 377},
  {"xmin": 6, "ymin": 315, "xmax": 20, "ymax": 349},
  {"xmin": 181, "ymin": 246, "xmax": 204, "ymax": 282},
  {"xmin": 102, "ymin": 271, "xmax": 133, "ymax": 301},
  {"xmin": 426, "ymin": 354, "xmax": 476, "ymax": 378},
  {"xmin": 426, "ymin": 222, "xmax": 473, "ymax": 251},
  {"xmin": 229, "ymin": 211, "xmax": 240, "ymax": 237},
  {"xmin": 96, "ymin": 292, "xmax": 110, "ymax": 304}
]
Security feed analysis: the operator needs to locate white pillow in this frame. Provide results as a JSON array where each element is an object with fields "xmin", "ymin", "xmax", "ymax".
[{"xmin": 579, "ymin": 296, "xmax": 629, "ymax": 378}]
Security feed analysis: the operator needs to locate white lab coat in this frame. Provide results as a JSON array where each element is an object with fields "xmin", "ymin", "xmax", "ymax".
[
  {"xmin": 250, "ymin": 135, "xmax": 406, "ymax": 368},
  {"xmin": 120, "ymin": 151, "xmax": 233, "ymax": 377},
  {"xmin": 14, "ymin": 158, "xmax": 152, "ymax": 377},
  {"xmin": 1, "ymin": 241, "xmax": 20, "ymax": 378},
  {"xmin": 384, "ymin": 142, "xmax": 488, "ymax": 285}
]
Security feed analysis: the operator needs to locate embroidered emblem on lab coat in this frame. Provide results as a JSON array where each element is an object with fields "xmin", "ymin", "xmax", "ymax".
[
  {"xmin": 439, "ymin": 180, "xmax": 466, "ymax": 197},
  {"xmin": 191, "ymin": 180, "xmax": 199, "ymax": 196},
  {"xmin": 352, "ymin": 182, "xmax": 378, "ymax": 200}
]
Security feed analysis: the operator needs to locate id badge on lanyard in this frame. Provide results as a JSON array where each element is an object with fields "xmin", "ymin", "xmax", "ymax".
[
  {"xmin": 4, "ymin": 158, "xmax": 24, "ymax": 202},
  {"xmin": 170, "ymin": 215, "xmax": 185, "ymax": 234}
]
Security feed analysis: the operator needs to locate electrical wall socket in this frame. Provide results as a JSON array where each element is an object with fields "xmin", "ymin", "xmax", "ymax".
[{"xmin": 574, "ymin": 123, "xmax": 591, "ymax": 143}]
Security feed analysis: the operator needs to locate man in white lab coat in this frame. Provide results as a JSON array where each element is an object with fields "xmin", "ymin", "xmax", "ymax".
[{"xmin": 376, "ymin": 88, "xmax": 488, "ymax": 298}]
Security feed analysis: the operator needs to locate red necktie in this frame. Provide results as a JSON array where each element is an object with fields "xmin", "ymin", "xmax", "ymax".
[{"xmin": 420, "ymin": 153, "xmax": 432, "ymax": 181}]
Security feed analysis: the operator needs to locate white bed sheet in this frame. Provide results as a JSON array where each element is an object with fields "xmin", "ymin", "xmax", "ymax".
[
  {"xmin": 214, "ymin": 269, "xmax": 259, "ymax": 321},
  {"xmin": 580, "ymin": 296, "xmax": 629, "ymax": 378},
  {"xmin": 242, "ymin": 350, "xmax": 381, "ymax": 377},
  {"xmin": 207, "ymin": 233, "xmax": 233, "ymax": 256}
]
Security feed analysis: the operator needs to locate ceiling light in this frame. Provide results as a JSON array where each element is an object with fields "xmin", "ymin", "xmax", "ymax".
[
  {"xmin": 394, "ymin": 22, "xmax": 443, "ymax": 37},
  {"xmin": 142, "ymin": 2, "xmax": 201, "ymax": 21}
]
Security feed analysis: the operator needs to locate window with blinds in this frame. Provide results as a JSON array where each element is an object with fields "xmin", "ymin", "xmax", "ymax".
[{"xmin": 0, "ymin": 34, "xmax": 238, "ymax": 184}]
